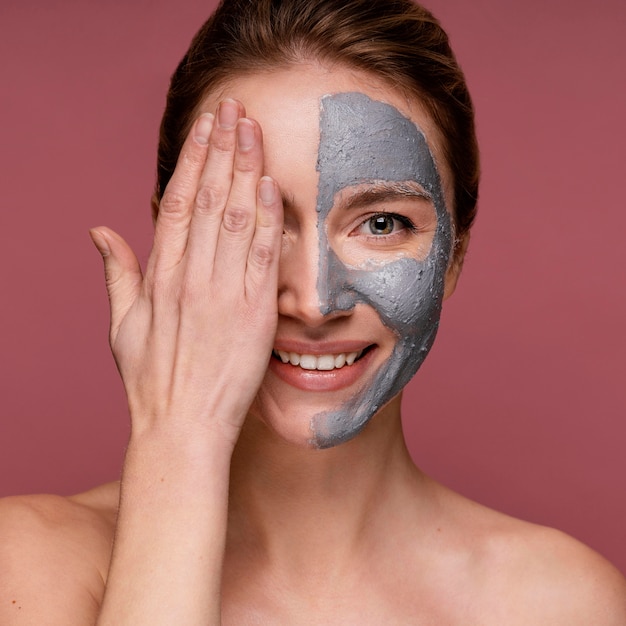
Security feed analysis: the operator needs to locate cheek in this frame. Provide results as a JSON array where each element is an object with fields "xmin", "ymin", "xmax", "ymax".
[
  {"xmin": 344, "ymin": 256, "xmax": 444, "ymax": 333},
  {"xmin": 318, "ymin": 217, "xmax": 449, "ymax": 340}
]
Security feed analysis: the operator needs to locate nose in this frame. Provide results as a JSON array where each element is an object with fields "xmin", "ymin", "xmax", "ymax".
[{"xmin": 278, "ymin": 226, "xmax": 353, "ymax": 327}]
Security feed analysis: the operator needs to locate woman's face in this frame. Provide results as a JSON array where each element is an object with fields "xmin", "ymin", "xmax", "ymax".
[{"xmin": 202, "ymin": 64, "xmax": 459, "ymax": 448}]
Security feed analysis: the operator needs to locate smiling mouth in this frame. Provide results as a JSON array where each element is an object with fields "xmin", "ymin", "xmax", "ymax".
[{"xmin": 272, "ymin": 347, "xmax": 373, "ymax": 371}]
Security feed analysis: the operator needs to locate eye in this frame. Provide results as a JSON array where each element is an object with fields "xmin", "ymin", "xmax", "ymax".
[{"xmin": 359, "ymin": 213, "xmax": 413, "ymax": 236}]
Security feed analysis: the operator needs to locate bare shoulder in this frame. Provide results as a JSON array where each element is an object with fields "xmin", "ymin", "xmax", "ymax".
[
  {"xmin": 0, "ymin": 482, "xmax": 119, "ymax": 624},
  {"xmin": 434, "ymin": 483, "xmax": 626, "ymax": 624},
  {"xmin": 496, "ymin": 521, "xmax": 626, "ymax": 624}
]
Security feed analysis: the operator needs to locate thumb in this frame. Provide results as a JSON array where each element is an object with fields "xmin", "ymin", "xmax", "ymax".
[{"xmin": 89, "ymin": 226, "xmax": 143, "ymax": 342}]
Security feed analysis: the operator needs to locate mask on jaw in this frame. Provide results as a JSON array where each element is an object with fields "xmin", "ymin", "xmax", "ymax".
[{"xmin": 311, "ymin": 92, "xmax": 452, "ymax": 448}]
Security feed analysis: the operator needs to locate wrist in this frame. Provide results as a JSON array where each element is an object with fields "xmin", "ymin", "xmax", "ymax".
[{"xmin": 122, "ymin": 420, "xmax": 236, "ymax": 493}]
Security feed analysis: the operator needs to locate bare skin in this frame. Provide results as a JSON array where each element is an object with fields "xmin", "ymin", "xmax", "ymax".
[
  {"xmin": 1, "ymin": 65, "xmax": 625, "ymax": 624},
  {"xmin": 2, "ymin": 467, "xmax": 625, "ymax": 624}
]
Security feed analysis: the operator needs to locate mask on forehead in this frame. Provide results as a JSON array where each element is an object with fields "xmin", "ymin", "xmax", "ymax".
[{"xmin": 311, "ymin": 92, "xmax": 452, "ymax": 448}]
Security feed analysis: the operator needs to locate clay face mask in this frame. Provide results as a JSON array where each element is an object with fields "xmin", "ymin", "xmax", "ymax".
[{"xmin": 311, "ymin": 92, "xmax": 452, "ymax": 447}]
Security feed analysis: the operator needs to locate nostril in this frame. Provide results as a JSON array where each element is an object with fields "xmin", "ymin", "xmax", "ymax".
[
  {"xmin": 319, "ymin": 290, "xmax": 357, "ymax": 317},
  {"xmin": 317, "ymin": 268, "xmax": 357, "ymax": 317}
]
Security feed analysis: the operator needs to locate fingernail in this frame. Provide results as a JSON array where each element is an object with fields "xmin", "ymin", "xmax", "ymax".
[
  {"xmin": 237, "ymin": 119, "xmax": 255, "ymax": 151},
  {"xmin": 194, "ymin": 113, "xmax": 214, "ymax": 145},
  {"xmin": 259, "ymin": 177, "xmax": 275, "ymax": 204},
  {"xmin": 218, "ymin": 99, "xmax": 239, "ymax": 129}
]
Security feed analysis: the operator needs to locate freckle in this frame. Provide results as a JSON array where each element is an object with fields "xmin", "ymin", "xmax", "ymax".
[{"xmin": 12, "ymin": 600, "xmax": 16, "ymax": 604}]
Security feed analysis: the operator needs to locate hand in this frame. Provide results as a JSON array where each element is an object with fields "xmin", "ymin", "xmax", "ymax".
[{"xmin": 90, "ymin": 99, "xmax": 283, "ymax": 448}]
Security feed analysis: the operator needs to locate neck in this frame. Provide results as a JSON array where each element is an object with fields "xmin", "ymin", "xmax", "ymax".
[{"xmin": 226, "ymin": 399, "xmax": 425, "ymax": 582}]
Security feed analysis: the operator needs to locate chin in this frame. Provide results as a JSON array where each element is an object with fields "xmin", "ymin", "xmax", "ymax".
[
  {"xmin": 245, "ymin": 383, "xmax": 404, "ymax": 451},
  {"xmin": 245, "ymin": 396, "xmax": 330, "ymax": 450}
]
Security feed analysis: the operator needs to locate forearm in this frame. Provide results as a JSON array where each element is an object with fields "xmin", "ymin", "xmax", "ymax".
[
  {"xmin": 97, "ymin": 426, "xmax": 234, "ymax": 625},
  {"xmin": 91, "ymin": 100, "xmax": 281, "ymax": 624}
]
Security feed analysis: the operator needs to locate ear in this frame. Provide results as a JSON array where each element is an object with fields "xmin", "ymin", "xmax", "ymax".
[
  {"xmin": 150, "ymin": 192, "xmax": 160, "ymax": 226},
  {"xmin": 443, "ymin": 231, "xmax": 470, "ymax": 300}
]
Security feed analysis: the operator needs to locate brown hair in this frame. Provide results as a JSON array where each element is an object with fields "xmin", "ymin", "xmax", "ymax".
[{"xmin": 156, "ymin": 0, "xmax": 479, "ymax": 255}]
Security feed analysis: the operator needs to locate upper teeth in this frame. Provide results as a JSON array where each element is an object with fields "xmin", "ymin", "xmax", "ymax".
[{"xmin": 274, "ymin": 350, "xmax": 363, "ymax": 371}]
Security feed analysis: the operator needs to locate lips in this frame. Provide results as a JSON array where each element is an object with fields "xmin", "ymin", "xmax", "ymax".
[{"xmin": 269, "ymin": 344, "xmax": 375, "ymax": 392}]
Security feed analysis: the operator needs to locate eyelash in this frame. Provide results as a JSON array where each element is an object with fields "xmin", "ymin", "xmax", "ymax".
[{"xmin": 357, "ymin": 212, "xmax": 417, "ymax": 238}]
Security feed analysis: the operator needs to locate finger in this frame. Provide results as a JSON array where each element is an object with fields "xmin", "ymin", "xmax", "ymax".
[
  {"xmin": 89, "ymin": 227, "xmax": 143, "ymax": 343},
  {"xmin": 244, "ymin": 176, "xmax": 283, "ymax": 304},
  {"xmin": 211, "ymin": 117, "xmax": 264, "ymax": 284},
  {"xmin": 185, "ymin": 99, "xmax": 244, "ymax": 276},
  {"xmin": 147, "ymin": 113, "xmax": 214, "ymax": 279}
]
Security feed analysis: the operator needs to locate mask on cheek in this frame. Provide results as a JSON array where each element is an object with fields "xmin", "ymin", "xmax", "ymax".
[{"xmin": 311, "ymin": 92, "xmax": 452, "ymax": 448}]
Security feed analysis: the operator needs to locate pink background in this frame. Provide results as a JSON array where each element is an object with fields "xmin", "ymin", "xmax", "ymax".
[{"xmin": 1, "ymin": 1, "xmax": 624, "ymax": 572}]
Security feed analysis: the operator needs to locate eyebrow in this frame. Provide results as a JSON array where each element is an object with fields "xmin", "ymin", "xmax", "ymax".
[
  {"xmin": 279, "ymin": 181, "xmax": 432, "ymax": 214},
  {"xmin": 337, "ymin": 181, "xmax": 433, "ymax": 212}
]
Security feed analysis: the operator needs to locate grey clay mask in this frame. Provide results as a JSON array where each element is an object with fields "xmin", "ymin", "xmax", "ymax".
[{"xmin": 310, "ymin": 92, "xmax": 452, "ymax": 447}]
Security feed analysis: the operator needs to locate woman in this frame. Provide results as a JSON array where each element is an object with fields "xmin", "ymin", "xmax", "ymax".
[{"xmin": 1, "ymin": 0, "xmax": 624, "ymax": 623}]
